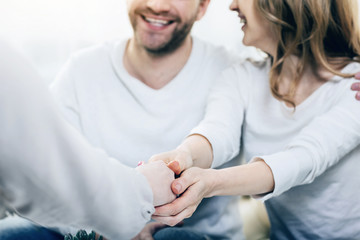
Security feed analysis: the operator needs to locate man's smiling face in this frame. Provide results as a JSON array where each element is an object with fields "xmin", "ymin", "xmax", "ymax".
[{"xmin": 127, "ymin": 0, "xmax": 207, "ymax": 55}]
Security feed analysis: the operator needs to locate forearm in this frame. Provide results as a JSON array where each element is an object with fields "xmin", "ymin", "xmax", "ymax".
[
  {"xmin": 207, "ymin": 160, "xmax": 274, "ymax": 197},
  {"xmin": 177, "ymin": 134, "xmax": 213, "ymax": 169},
  {"xmin": 154, "ymin": 160, "xmax": 274, "ymax": 226}
]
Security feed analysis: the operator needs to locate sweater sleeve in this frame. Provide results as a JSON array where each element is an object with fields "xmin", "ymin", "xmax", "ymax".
[
  {"xmin": 191, "ymin": 63, "xmax": 248, "ymax": 168},
  {"xmin": 50, "ymin": 56, "xmax": 83, "ymax": 132},
  {"xmin": 252, "ymin": 79, "xmax": 360, "ymax": 201},
  {"xmin": 0, "ymin": 41, "xmax": 154, "ymax": 239}
]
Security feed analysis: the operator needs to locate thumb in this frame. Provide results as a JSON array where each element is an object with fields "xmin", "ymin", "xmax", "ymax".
[
  {"xmin": 168, "ymin": 151, "xmax": 193, "ymax": 175},
  {"xmin": 171, "ymin": 171, "xmax": 195, "ymax": 195},
  {"xmin": 171, "ymin": 180, "xmax": 183, "ymax": 195},
  {"xmin": 168, "ymin": 161, "xmax": 182, "ymax": 175}
]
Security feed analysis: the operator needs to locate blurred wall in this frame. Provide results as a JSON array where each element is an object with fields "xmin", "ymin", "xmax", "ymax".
[
  {"xmin": 0, "ymin": 0, "xmax": 257, "ymax": 84},
  {"xmin": 2, "ymin": 0, "xmax": 360, "ymax": 84}
]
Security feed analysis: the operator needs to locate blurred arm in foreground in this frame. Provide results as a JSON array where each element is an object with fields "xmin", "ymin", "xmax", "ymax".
[{"xmin": 0, "ymin": 41, "xmax": 175, "ymax": 239}]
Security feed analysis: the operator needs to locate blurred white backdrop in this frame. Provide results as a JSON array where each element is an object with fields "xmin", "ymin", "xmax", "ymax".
[
  {"xmin": 4, "ymin": 0, "xmax": 357, "ymax": 84},
  {"xmin": 0, "ymin": 0, "xmax": 259, "ymax": 84}
]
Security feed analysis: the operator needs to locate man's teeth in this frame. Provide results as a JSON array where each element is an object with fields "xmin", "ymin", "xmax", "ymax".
[
  {"xmin": 145, "ymin": 17, "xmax": 171, "ymax": 26},
  {"xmin": 240, "ymin": 18, "xmax": 247, "ymax": 24}
]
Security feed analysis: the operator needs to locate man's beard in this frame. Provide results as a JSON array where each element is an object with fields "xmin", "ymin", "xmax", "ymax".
[
  {"xmin": 140, "ymin": 21, "xmax": 194, "ymax": 56},
  {"xmin": 131, "ymin": 11, "xmax": 197, "ymax": 56}
]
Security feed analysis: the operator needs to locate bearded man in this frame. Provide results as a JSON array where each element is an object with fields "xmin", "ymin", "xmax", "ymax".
[{"xmin": 0, "ymin": 0, "xmax": 245, "ymax": 239}]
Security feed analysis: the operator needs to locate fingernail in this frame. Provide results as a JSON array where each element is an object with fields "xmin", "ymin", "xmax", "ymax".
[
  {"xmin": 137, "ymin": 161, "xmax": 145, "ymax": 166},
  {"xmin": 169, "ymin": 161, "xmax": 181, "ymax": 174},
  {"xmin": 169, "ymin": 161, "xmax": 179, "ymax": 167},
  {"xmin": 355, "ymin": 73, "xmax": 360, "ymax": 79},
  {"xmin": 174, "ymin": 183, "xmax": 181, "ymax": 193},
  {"xmin": 356, "ymin": 92, "xmax": 360, "ymax": 100}
]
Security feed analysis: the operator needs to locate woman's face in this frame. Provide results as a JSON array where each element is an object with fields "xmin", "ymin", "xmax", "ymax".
[{"xmin": 230, "ymin": 0, "xmax": 277, "ymax": 55}]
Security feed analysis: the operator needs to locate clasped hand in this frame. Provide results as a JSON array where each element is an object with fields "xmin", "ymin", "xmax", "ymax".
[{"xmin": 148, "ymin": 149, "xmax": 215, "ymax": 226}]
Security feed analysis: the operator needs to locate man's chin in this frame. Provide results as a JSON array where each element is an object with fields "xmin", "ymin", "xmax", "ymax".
[
  {"xmin": 136, "ymin": 35, "xmax": 173, "ymax": 55},
  {"xmin": 144, "ymin": 45, "xmax": 174, "ymax": 56},
  {"xmin": 141, "ymin": 40, "xmax": 180, "ymax": 56},
  {"xmin": 136, "ymin": 28, "xmax": 190, "ymax": 56}
]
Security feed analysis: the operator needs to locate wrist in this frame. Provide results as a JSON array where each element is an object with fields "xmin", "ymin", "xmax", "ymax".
[
  {"xmin": 203, "ymin": 168, "xmax": 221, "ymax": 198},
  {"xmin": 181, "ymin": 134, "xmax": 213, "ymax": 168},
  {"xmin": 174, "ymin": 144, "xmax": 194, "ymax": 171},
  {"xmin": 176, "ymin": 143, "xmax": 193, "ymax": 159}
]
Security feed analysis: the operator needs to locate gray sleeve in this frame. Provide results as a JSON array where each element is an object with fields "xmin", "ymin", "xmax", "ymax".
[{"xmin": 0, "ymin": 41, "xmax": 154, "ymax": 239}]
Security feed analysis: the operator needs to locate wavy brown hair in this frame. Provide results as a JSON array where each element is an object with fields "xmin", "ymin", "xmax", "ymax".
[{"xmin": 255, "ymin": 0, "xmax": 360, "ymax": 106}]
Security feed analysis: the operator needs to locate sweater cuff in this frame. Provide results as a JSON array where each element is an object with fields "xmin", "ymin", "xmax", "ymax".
[
  {"xmin": 250, "ymin": 148, "xmax": 312, "ymax": 201},
  {"xmin": 134, "ymin": 169, "xmax": 155, "ymax": 220},
  {"xmin": 190, "ymin": 126, "xmax": 231, "ymax": 169}
]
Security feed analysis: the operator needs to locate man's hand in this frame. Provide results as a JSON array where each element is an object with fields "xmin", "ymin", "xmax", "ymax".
[
  {"xmin": 148, "ymin": 148, "xmax": 193, "ymax": 175},
  {"xmin": 152, "ymin": 167, "xmax": 215, "ymax": 226},
  {"xmin": 136, "ymin": 161, "xmax": 176, "ymax": 207},
  {"xmin": 352, "ymin": 73, "xmax": 360, "ymax": 100},
  {"xmin": 131, "ymin": 222, "xmax": 168, "ymax": 240}
]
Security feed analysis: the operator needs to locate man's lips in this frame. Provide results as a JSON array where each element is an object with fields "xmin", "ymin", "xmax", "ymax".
[{"xmin": 141, "ymin": 15, "xmax": 175, "ymax": 27}]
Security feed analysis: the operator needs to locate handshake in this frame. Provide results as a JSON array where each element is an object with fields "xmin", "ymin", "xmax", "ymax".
[{"xmin": 135, "ymin": 147, "xmax": 214, "ymax": 227}]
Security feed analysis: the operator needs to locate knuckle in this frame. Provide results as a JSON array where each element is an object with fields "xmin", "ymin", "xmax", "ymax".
[
  {"xmin": 184, "ymin": 167, "xmax": 197, "ymax": 177},
  {"xmin": 169, "ymin": 208, "xmax": 177, "ymax": 216},
  {"xmin": 186, "ymin": 192, "xmax": 198, "ymax": 204},
  {"xmin": 168, "ymin": 204, "xmax": 181, "ymax": 216}
]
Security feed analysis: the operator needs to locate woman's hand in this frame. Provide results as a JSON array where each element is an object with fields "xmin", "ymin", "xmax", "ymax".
[
  {"xmin": 148, "ymin": 148, "xmax": 193, "ymax": 175},
  {"xmin": 151, "ymin": 161, "xmax": 275, "ymax": 226},
  {"xmin": 149, "ymin": 134, "xmax": 214, "ymax": 175},
  {"xmin": 152, "ymin": 167, "xmax": 216, "ymax": 226},
  {"xmin": 136, "ymin": 161, "xmax": 177, "ymax": 207},
  {"xmin": 352, "ymin": 73, "xmax": 360, "ymax": 100}
]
